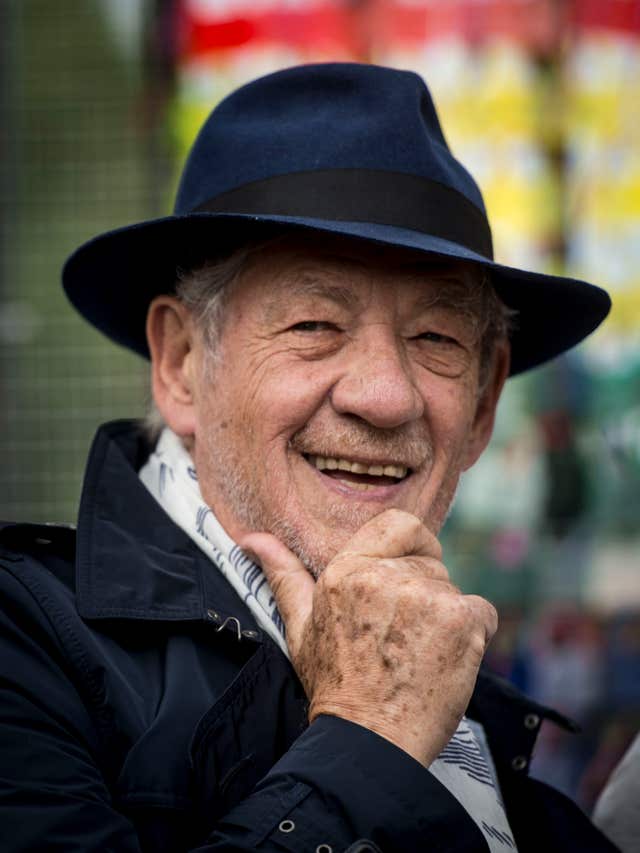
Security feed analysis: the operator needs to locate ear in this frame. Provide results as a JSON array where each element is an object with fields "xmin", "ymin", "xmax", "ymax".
[
  {"xmin": 146, "ymin": 296, "xmax": 199, "ymax": 438},
  {"xmin": 462, "ymin": 339, "xmax": 510, "ymax": 471}
]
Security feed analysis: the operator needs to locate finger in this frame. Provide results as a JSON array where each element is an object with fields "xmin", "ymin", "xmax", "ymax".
[
  {"xmin": 396, "ymin": 555, "xmax": 451, "ymax": 583},
  {"xmin": 240, "ymin": 532, "xmax": 315, "ymax": 653},
  {"xmin": 337, "ymin": 509, "xmax": 442, "ymax": 561},
  {"xmin": 465, "ymin": 594, "xmax": 499, "ymax": 644}
]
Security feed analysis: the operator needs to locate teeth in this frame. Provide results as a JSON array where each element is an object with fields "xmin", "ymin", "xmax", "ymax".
[
  {"xmin": 384, "ymin": 465, "xmax": 402, "ymax": 477},
  {"xmin": 310, "ymin": 456, "xmax": 408, "ymax": 479},
  {"xmin": 348, "ymin": 481, "xmax": 373, "ymax": 491}
]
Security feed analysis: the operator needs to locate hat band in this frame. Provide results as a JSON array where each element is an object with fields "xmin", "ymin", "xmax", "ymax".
[{"xmin": 192, "ymin": 169, "xmax": 493, "ymax": 259}]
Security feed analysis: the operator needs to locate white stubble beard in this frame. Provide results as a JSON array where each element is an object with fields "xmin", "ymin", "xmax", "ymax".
[{"xmin": 193, "ymin": 414, "xmax": 464, "ymax": 579}]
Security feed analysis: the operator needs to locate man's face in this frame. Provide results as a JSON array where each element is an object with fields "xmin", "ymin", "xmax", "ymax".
[{"xmin": 189, "ymin": 235, "xmax": 503, "ymax": 575}]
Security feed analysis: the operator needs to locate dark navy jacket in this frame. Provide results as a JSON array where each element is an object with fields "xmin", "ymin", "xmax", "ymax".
[{"xmin": 0, "ymin": 421, "xmax": 619, "ymax": 852}]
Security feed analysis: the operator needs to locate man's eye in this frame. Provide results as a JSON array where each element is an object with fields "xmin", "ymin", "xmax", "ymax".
[
  {"xmin": 414, "ymin": 331, "xmax": 457, "ymax": 345},
  {"xmin": 289, "ymin": 321, "xmax": 335, "ymax": 332}
]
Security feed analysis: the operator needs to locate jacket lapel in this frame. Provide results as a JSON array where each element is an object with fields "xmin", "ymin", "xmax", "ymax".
[{"xmin": 75, "ymin": 420, "xmax": 261, "ymax": 637}]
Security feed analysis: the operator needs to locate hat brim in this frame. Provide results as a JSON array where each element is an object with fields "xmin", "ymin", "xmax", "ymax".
[{"xmin": 62, "ymin": 212, "xmax": 611, "ymax": 376}]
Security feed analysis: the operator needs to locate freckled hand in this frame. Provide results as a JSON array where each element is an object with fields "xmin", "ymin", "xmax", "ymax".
[{"xmin": 241, "ymin": 508, "xmax": 497, "ymax": 768}]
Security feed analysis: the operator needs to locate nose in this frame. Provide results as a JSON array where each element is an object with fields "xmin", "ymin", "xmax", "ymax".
[{"xmin": 330, "ymin": 325, "xmax": 425, "ymax": 428}]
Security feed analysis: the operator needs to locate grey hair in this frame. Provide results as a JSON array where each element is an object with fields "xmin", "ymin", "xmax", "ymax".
[
  {"xmin": 143, "ymin": 240, "xmax": 515, "ymax": 442},
  {"xmin": 467, "ymin": 270, "xmax": 517, "ymax": 394},
  {"xmin": 175, "ymin": 243, "xmax": 259, "ymax": 363},
  {"xmin": 142, "ymin": 239, "xmax": 267, "ymax": 443}
]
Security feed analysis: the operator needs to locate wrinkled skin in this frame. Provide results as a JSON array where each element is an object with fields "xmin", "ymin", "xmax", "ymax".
[{"xmin": 148, "ymin": 233, "xmax": 509, "ymax": 766}]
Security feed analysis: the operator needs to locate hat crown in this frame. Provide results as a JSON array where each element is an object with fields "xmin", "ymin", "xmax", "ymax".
[{"xmin": 174, "ymin": 62, "xmax": 487, "ymax": 218}]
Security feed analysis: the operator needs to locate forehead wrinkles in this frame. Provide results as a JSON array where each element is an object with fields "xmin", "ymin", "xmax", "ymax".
[{"xmin": 235, "ymin": 244, "xmax": 484, "ymax": 326}]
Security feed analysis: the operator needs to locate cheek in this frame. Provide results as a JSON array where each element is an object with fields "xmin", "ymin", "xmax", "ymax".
[
  {"xmin": 239, "ymin": 362, "xmax": 331, "ymax": 439},
  {"xmin": 421, "ymin": 379, "xmax": 477, "ymax": 444}
]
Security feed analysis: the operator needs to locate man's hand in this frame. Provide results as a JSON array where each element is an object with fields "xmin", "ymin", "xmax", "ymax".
[{"xmin": 241, "ymin": 509, "xmax": 497, "ymax": 768}]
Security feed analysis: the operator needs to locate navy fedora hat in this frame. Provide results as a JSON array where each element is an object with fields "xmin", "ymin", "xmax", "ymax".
[{"xmin": 63, "ymin": 62, "xmax": 610, "ymax": 375}]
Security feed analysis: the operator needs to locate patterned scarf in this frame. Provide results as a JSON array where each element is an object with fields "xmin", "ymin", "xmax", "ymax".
[{"xmin": 139, "ymin": 427, "xmax": 517, "ymax": 851}]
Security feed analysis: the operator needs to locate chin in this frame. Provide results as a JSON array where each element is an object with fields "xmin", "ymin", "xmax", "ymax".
[
  {"xmin": 279, "ymin": 481, "xmax": 458, "ymax": 576},
  {"xmin": 266, "ymin": 502, "xmax": 399, "ymax": 578},
  {"xmin": 267, "ymin": 513, "xmax": 358, "ymax": 579}
]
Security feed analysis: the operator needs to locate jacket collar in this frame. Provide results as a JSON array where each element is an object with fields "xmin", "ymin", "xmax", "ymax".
[{"xmin": 75, "ymin": 419, "xmax": 260, "ymax": 638}]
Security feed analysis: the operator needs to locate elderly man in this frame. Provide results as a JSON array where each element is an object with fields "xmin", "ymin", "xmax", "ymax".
[{"xmin": 0, "ymin": 64, "xmax": 617, "ymax": 852}]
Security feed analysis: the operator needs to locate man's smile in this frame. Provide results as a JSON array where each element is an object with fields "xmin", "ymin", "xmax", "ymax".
[
  {"xmin": 301, "ymin": 451, "xmax": 413, "ymax": 495},
  {"xmin": 308, "ymin": 455, "xmax": 409, "ymax": 479}
]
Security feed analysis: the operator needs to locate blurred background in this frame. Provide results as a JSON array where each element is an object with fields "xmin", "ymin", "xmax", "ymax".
[{"xmin": 1, "ymin": 0, "xmax": 638, "ymax": 813}]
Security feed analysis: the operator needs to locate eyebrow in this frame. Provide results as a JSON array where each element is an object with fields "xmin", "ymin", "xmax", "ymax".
[
  {"xmin": 412, "ymin": 287, "xmax": 467, "ymax": 314},
  {"xmin": 264, "ymin": 271, "xmax": 362, "ymax": 323},
  {"xmin": 411, "ymin": 269, "xmax": 480, "ymax": 311}
]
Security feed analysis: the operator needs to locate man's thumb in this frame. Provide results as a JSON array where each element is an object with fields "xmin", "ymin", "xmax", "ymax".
[{"xmin": 240, "ymin": 532, "xmax": 315, "ymax": 651}]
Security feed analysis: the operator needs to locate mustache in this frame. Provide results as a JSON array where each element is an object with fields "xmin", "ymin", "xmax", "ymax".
[{"xmin": 290, "ymin": 418, "xmax": 433, "ymax": 471}]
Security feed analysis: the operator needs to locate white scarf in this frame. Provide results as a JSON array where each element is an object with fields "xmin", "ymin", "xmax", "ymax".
[{"xmin": 139, "ymin": 427, "xmax": 517, "ymax": 851}]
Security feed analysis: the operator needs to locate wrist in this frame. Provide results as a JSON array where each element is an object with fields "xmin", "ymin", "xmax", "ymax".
[{"xmin": 309, "ymin": 699, "xmax": 445, "ymax": 768}]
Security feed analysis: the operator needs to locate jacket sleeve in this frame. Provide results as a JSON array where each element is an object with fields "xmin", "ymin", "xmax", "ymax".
[
  {"xmin": 0, "ymin": 558, "xmax": 486, "ymax": 853},
  {"xmin": 198, "ymin": 715, "xmax": 485, "ymax": 852},
  {"xmin": 0, "ymin": 564, "xmax": 144, "ymax": 852}
]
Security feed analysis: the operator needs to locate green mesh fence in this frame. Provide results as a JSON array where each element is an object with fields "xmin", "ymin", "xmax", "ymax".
[{"xmin": 0, "ymin": 0, "xmax": 173, "ymax": 522}]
